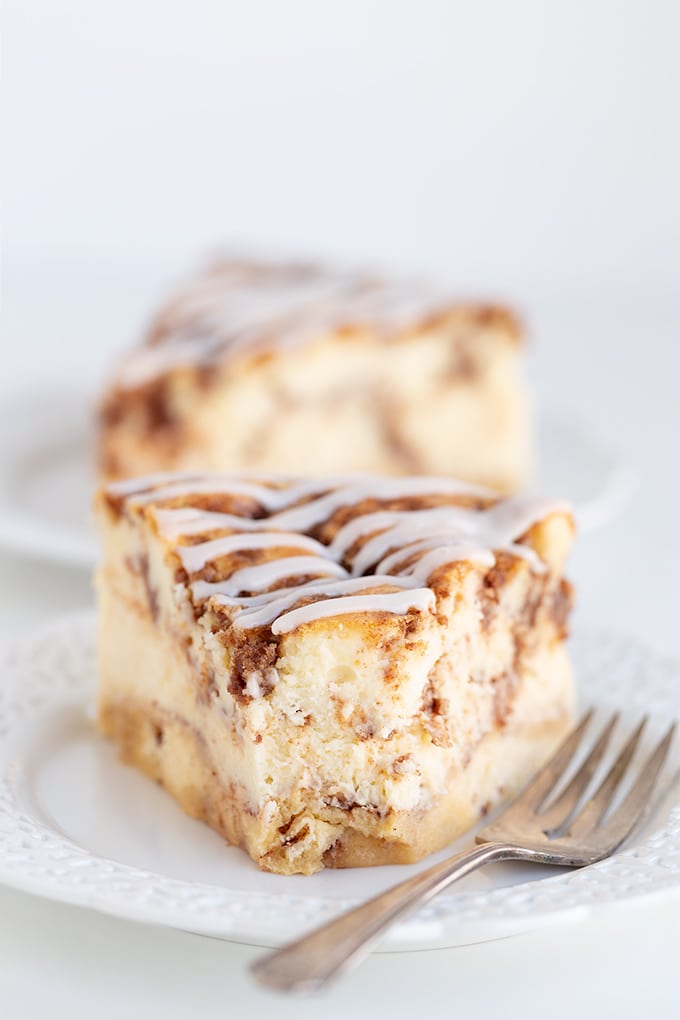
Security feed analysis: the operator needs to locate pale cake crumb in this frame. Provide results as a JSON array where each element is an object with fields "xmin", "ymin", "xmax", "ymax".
[{"xmin": 95, "ymin": 472, "xmax": 575, "ymax": 875}]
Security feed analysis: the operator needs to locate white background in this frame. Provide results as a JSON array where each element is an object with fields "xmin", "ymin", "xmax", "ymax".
[
  {"xmin": 5, "ymin": 0, "xmax": 680, "ymax": 292},
  {"xmin": 2, "ymin": 2, "xmax": 680, "ymax": 1017}
]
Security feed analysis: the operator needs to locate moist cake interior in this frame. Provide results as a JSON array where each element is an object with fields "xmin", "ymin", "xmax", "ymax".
[{"xmin": 96, "ymin": 472, "xmax": 575, "ymax": 874}]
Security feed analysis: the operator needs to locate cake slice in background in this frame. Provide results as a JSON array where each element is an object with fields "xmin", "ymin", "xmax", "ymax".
[
  {"xmin": 98, "ymin": 259, "xmax": 533, "ymax": 492},
  {"xmin": 95, "ymin": 471, "xmax": 574, "ymax": 875}
]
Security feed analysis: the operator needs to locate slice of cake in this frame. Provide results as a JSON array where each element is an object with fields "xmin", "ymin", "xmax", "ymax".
[
  {"xmin": 98, "ymin": 259, "xmax": 532, "ymax": 492},
  {"xmin": 95, "ymin": 472, "xmax": 575, "ymax": 875}
]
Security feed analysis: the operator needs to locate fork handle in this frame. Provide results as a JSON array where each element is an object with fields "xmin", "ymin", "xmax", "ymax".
[{"xmin": 251, "ymin": 841, "xmax": 526, "ymax": 992}]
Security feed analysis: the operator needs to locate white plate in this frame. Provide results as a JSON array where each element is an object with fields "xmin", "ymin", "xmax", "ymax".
[
  {"xmin": 0, "ymin": 612, "xmax": 678, "ymax": 950},
  {"xmin": 0, "ymin": 390, "xmax": 97, "ymax": 567},
  {"xmin": 0, "ymin": 389, "xmax": 636, "ymax": 569}
]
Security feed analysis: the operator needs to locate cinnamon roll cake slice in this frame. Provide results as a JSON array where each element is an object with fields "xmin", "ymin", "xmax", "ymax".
[
  {"xmin": 95, "ymin": 471, "xmax": 575, "ymax": 875},
  {"xmin": 99, "ymin": 258, "xmax": 532, "ymax": 492}
]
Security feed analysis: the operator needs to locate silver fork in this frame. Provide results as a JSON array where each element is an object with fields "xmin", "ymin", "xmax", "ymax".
[{"xmin": 251, "ymin": 711, "xmax": 677, "ymax": 993}]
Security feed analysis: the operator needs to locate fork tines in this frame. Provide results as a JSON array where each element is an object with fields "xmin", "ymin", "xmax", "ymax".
[{"xmin": 525, "ymin": 710, "xmax": 677, "ymax": 850}]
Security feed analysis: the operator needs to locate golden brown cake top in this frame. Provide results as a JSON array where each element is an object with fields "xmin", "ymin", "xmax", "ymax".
[
  {"xmin": 111, "ymin": 258, "xmax": 522, "ymax": 390},
  {"xmin": 101, "ymin": 472, "xmax": 571, "ymax": 636}
]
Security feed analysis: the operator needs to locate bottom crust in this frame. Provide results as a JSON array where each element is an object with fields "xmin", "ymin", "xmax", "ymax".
[{"xmin": 99, "ymin": 697, "xmax": 571, "ymax": 874}]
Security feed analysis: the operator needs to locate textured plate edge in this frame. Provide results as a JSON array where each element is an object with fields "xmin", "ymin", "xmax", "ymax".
[{"xmin": 0, "ymin": 609, "xmax": 678, "ymax": 950}]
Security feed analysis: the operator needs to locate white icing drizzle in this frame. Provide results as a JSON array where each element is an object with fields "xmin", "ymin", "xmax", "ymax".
[
  {"xmin": 207, "ymin": 575, "xmax": 419, "ymax": 629},
  {"xmin": 191, "ymin": 579, "xmax": 417, "ymax": 607},
  {"xmin": 112, "ymin": 261, "xmax": 460, "ymax": 390},
  {"xmin": 126, "ymin": 472, "xmax": 490, "ymax": 533},
  {"xmin": 154, "ymin": 508, "xmax": 266, "ymax": 537},
  {"xmin": 347, "ymin": 500, "xmax": 566, "ymax": 577},
  {"xmin": 482, "ymin": 496, "xmax": 571, "ymax": 541},
  {"xmin": 376, "ymin": 534, "xmax": 473, "ymax": 574},
  {"xmin": 109, "ymin": 469, "xmax": 297, "ymax": 499},
  {"xmin": 106, "ymin": 470, "xmax": 207, "ymax": 497},
  {"xmin": 270, "ymin": 589, "xmax": 436, "ymax": 635},
  {"xmin": 328, "ymin": 508, "xmax": 459, "ymax": 560},
  {"xmin": 404, "ymin": 545, "xmax": 496, "ymax": 581},
  {"xmin": 177, "ymin": 531, "xmax": 331, "ymax": 573},
  {"xmin": 132, "ymin": 472, "xmax": 382, "ymax": 513},
  {"xmin": 191, "ymin": 581, "xmax": 302, "ymax": 605},
  {"xmin": 269, "ymin": 476, "xmax": 491, "ymax": 532},
  {"xmin": 191, "ymin": 556, "xmax": 347, "ymax": 597},
  {"xmin": 345, "ymin": 509, "xmax": 481, "ymax": 575},
  {"xmin": 131, "ymin": 478, "xmax": 280, "ymax": 507},
  {"xmin": 109, "ymin": 472, "xmax": 570, "ymax": 636}
]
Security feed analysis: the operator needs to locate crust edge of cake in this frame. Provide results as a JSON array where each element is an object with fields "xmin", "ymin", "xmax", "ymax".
[{"xmin": 98, "ymin": 694, "xmax": 573, "ymax": 875}]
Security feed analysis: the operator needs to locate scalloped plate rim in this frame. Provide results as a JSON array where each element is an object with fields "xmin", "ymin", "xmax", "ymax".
[{"xmin": 0, "ymin": 610, "xmax": 678, "ymax": 950}]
